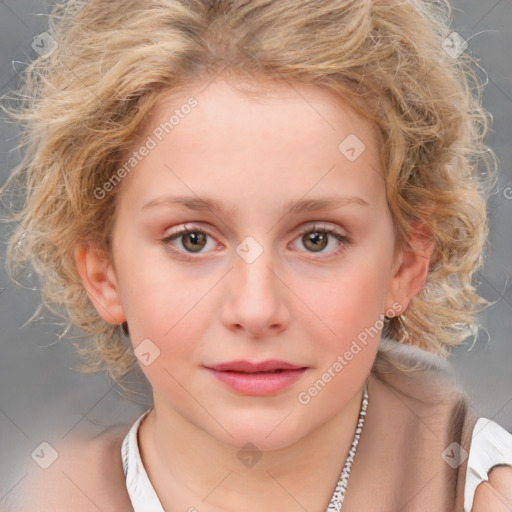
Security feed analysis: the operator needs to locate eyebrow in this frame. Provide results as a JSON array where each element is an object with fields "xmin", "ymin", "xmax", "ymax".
[{"xmin": 141, "ymin": 194, "xmax": 369, "ymax": 216}]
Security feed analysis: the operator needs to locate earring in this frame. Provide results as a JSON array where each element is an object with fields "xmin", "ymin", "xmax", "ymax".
[{"xmin": 120, "ymin": 321, "xmax": 129, "ymax": 336}]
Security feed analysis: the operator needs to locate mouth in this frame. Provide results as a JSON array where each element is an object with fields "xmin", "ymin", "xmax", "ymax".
[
  {"xmin": 205, "ymin": 360, "xmax": 306, "ymax": 373},
  {"xmin": 223, "ymin": 369, "xmax": 289, "ymax": 374},
  {"xmin": 204, "ymin": 360, "xmax": 308, "ymax": 395}
]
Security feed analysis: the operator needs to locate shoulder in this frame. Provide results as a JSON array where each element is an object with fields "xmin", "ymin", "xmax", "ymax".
[
  {"xmin": 2, "ymin": 424, "xmax": 133, "ymax": 512},
  {"xmin": 372, "ymin": 338, "xmax": 512, "ymax": 511},
  {"xmin": 372, "ymin": 337, "xmax": 471, "ymax": 422},
  {"xmin": 371, "ymin": 338, "xmax": 475, "ymax": 508},
  {"xmin": 471, "ymin": 466, "xmax": 512, "ymax": 511},
  {"xmin": 373, "ymin": 338, "xmax": 479, "ymax": 457},
  {"xmin": 466, "ymin": 418, "xmax": 512, "ymax": 511},
  {"xmin": 345, "ymin": 339, "xmax": 475, "ymax": 510}
]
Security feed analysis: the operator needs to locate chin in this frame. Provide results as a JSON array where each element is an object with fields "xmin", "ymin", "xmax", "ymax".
[{"xmin": 206, "ymin": 416, "xmax": 307, "ymax": 452}]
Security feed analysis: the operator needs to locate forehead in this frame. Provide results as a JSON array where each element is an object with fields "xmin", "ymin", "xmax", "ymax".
[
  {"xmin": 121, "ymin": 76, "xmax": 386, "ymax": 213},
  {"xmin": 145, "ymin": 76, "xmax": 379, "ymax": 145}
]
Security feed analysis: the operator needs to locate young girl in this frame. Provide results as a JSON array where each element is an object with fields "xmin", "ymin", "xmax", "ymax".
[{"xmin": 1, "ymin": 0, "xmax": 511, "ymax": 510}]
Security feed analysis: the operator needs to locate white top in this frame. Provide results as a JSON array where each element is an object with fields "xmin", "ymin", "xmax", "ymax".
[
  {"xmin": 121, "ymin": 409, "xmax": 163, "ymax": 512},
  {"xmin": 121, "ymin": 409, "xmax": 512, "ymax": 512}
]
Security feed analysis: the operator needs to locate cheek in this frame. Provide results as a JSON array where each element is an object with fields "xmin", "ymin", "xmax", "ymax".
[
  {"xmin": 122, "ymin": 276, "xmax": 208, "ymax": 350},
  {"xmin": 294, "ymin": 251, "xmax": 393, "ymax": 373},
  {"xmin": 116, "ymin": 264, "xmax": 218, "ymax": 377},
  {"xmin": 113, "ymin": 235, "xmax": 203, "ymax": 334},
  {"xmin": 125, "ymin": 292, "xmax": 207, "ymax": 394},
  {"xmin": 306, "ymin": 262, "xmax": 390, "ymax": 332}
]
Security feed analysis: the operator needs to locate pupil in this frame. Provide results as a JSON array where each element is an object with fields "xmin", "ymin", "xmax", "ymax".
[
  {"xmin": 184, "ymin": 232, "xmax": 206, "ymax": 252},
  {"xmin": 305, "ymin": 232, "xmax": 327, "ymax": 252}
]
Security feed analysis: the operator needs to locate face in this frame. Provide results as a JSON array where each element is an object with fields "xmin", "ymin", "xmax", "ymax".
[{"xmin": 81, "ymin": 76, "xmax": 422, "ymax": 451}]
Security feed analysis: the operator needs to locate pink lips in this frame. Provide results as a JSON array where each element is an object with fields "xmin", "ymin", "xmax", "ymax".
[
  {"xmin": 204, "ymin": 360, "xmax": 308, "ymax": 395},
  {"xmin": 208, "ymin": 360, "xmax": 304, "ymax": 372}
]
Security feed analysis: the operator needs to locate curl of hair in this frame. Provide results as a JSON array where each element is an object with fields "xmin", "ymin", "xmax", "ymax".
[{"xmin": 0, "ymin": 0, "xmax": 498, "ymax": 382}]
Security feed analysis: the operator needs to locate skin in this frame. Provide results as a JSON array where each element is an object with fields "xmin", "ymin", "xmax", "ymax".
[
  {"xmin": 473, "ymin": 467, "xmax": 512, "ymax": 511},
  {"xmin": 71, "ymin": 74, "xmax": 512, "ymax": 511}
]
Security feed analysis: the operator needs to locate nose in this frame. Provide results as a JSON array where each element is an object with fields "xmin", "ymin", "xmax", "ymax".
[{"xmin": 221, "ymin": 245, "xmax": 290, "ymax": 339}]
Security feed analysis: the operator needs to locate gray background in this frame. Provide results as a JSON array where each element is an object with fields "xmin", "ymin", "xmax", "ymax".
[{"xmin": 1, "ymin": 0, "xmax": 511, "ymax": 503}]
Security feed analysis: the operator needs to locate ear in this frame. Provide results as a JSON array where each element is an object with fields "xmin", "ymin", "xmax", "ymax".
[
  {"xmin": 385, "ymin": 222, "xmax": 434, "ymax": 316},
  {"xmin": 74, "ymin": 243, "xmax": 126, "ymax": 325}
]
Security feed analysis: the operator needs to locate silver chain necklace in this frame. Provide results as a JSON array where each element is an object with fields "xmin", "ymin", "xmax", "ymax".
[{"xmin": 325, "ymin": 380, "xmax": 369, "ymax": 511}]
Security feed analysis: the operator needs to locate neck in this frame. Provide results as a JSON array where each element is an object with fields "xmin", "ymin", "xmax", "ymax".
[{"xmin": 138, "ymin": 384, "xmax": 365, "ymax": 512}]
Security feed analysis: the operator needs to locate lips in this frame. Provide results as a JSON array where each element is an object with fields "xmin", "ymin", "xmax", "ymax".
[
  {"xmin": 205, "ymin": 360, "xmax": 306, "ymax": 373},
  {"xmin": 204, "ymin": 360, "xmax": 308, "ymax": 395}
]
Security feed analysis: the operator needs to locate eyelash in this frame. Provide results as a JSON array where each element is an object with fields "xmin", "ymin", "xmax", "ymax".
[{"xmin": 161, "ymin": 223, "xmax": 349, "ymax": 261}]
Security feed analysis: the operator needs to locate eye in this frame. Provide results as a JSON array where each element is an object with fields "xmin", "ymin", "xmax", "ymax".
[
  {"xmin": 161, "ymin": 224, "xmax": 217, "ymax": 256},
  {"xmin": 292, "ymin": 223, "xmax": 348, "ymax": 255},
  {"xmin": 161, "ymin": 222, "xmax": 349, "ymax": 259}
]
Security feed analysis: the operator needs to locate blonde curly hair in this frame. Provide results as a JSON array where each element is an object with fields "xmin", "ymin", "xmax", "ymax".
[{"xmin": 0, "ymin": 0, "xmax": 497, "ymax": 382}]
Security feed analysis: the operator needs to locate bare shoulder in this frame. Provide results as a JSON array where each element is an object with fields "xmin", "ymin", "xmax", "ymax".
[
  {"xmin": 2, "ymin": 424, "xmax": 133, "ymax": 512},
  {"xmin": 471, "ymin": 466, "xmax": 512, "ymax": 512}
]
